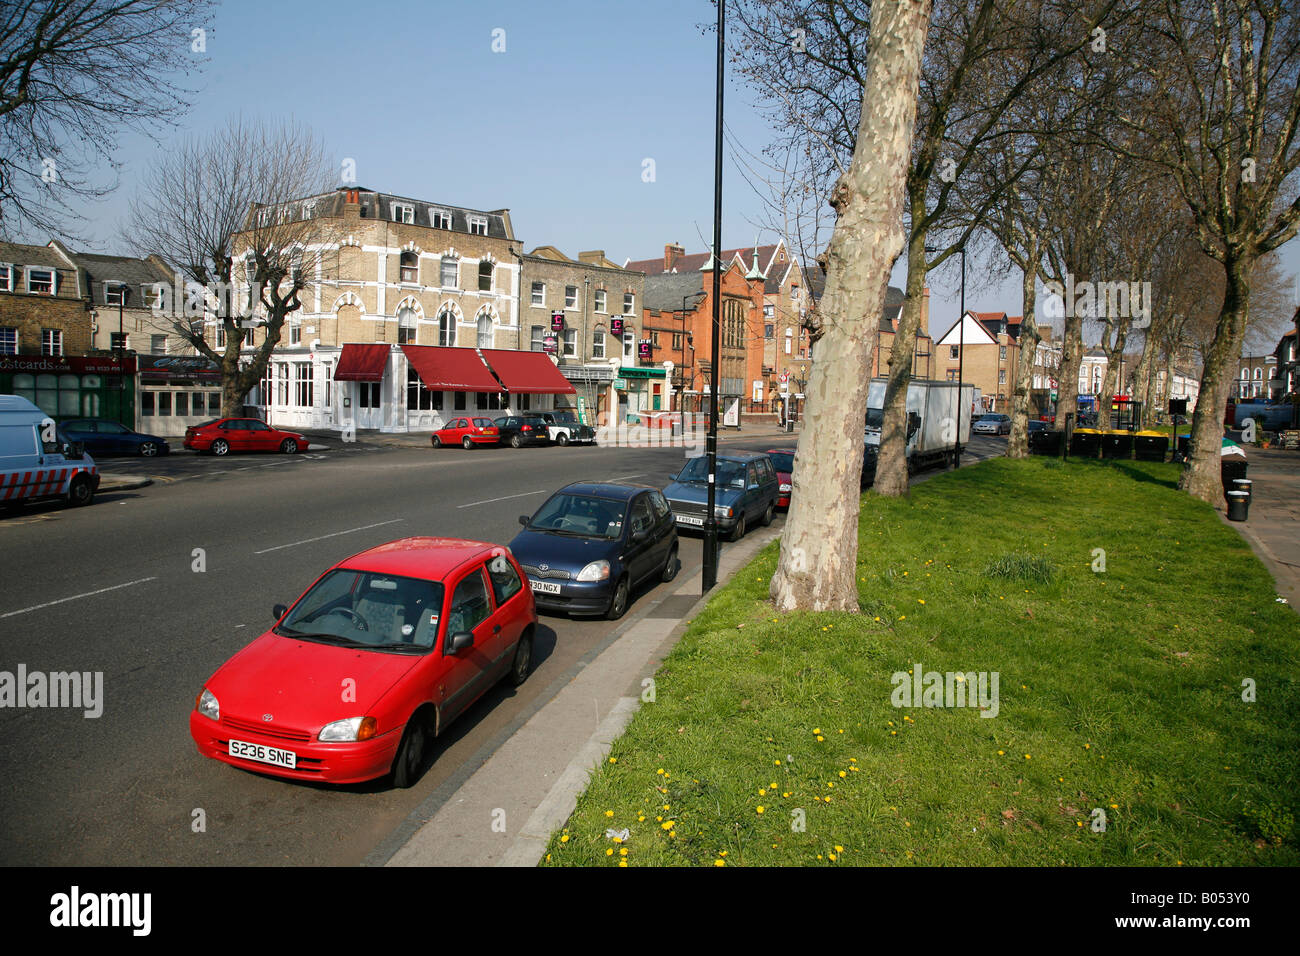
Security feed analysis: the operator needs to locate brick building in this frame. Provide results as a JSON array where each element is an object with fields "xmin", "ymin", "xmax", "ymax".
[{"xmin": 934, "ymin": 310, "xmax": 1019, "ymax": 411}]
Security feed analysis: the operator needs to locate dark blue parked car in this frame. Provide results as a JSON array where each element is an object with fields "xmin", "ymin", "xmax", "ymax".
[
  {"xmin": 663, "ymin": 453, "xmax": 779, "ymax": 541},
  {"xmin": 509, "ymin": 481, "xmax": 679, "ymax": 619},
  {"xmin": 59, "ymin": 418, "xmax": 170, "ymax": 457}
]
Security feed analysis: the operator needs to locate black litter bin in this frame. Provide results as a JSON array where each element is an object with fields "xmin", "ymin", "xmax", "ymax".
[
  {"xmin": 1101, "ymin": 431, "xmax": 1134, "ymax": 459},
  {"xmin": 1133, "ymin": 432, "xmax": 1169, "ymax": 461},
  {"xmin": 1232, "ymin": 478, "xmax": 1252, "ymax": 500},
  {"xmin": 1226, "ymin": 490, "xmax": 1250, "ymax": 521},
  {"xmin": 1221, "ymin": 458, "xmax": 1248, "ymax": 495},
  {"xmin": 1031, "ymin": 430, "xmax": 1064, "ymax": 455},
  {"xmin": 1070, "ymin": 429, "xmax": 1102, "ymax": 458}
]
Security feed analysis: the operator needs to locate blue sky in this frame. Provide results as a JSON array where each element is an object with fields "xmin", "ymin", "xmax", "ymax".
[{"xmin": 67, "ymin": 0, "xmax": 1297, "ymax": 349}]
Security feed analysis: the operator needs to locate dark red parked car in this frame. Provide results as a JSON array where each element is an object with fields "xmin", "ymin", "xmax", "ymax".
[
  {"xmin": 765, "ymin": 449, "xmax": 794, "ymax": 508},
  {"xmin": 431, "ymin": 417, "xmax": 500, "ymax": 449},
  {"xmin": 190, "ymin": 537, "xmax": 537, "ymax": 787},
  {"xmin": 183, "ymin": 418, "xmax": 309, "ymax": 456}
]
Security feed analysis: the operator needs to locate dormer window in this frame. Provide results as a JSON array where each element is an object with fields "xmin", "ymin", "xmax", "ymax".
[
  {"xmin": 27, "ymin": 267, "xmax": 54, "ymax": 295},
  {"xmin": 467, "ymin": 215, "xmax": 488, "ymax": 236},
  {"xmin": 430, "ymin": 208, "xmax": 452, "ymax": 230},
  {"xmin": 0, "ymin": 264, "xmax": 12, "ymax": 291},
  {"xmin": 392, "ymin": 203, "xmax": 415, "ymax": 224},
  {"xmin": 104, "ymin": 282, "xmax": 127, "ymax": 305}
]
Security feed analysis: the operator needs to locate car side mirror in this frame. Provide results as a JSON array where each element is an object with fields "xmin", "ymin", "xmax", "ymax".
[
  {"xmin": 273, "ymin": 604, "xmax": 287, "ymax": 620},
  {"xmin": 631, "ymin": 529, "xmax": 649, "ymax": 543},
  {"xmin": 518, "ymin": 514, "xmax": 529, "ymax": 526},
  {"xmin": 448, "ymin": 631, "xmax": 474, "ymax": 654}
]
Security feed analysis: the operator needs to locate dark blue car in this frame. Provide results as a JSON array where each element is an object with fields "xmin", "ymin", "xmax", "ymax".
[
  {"xmin": 59, "ymin": 418, "xmax": 170, "ymax": 457},
  {"xmin": 509, "ymin": 481, "xmax": 679, "ymax": 619},
  {"xmin": 662, "ymin": 453, "xmax": 779, "ymax": 541}
]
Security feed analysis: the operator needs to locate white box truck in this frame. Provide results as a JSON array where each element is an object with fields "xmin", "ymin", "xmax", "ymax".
[
  {"xmin": 0, "ymin": 395, "xmax": 100, "ymax": 508},
  {"xmin": 864, "ymin": 378, "xmax": 976, "ymax": 472}
]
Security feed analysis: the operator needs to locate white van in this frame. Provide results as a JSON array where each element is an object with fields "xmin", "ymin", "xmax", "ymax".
[{"xmin": 0, "ymin": 395, "xmax": 100, "ymax": 508}]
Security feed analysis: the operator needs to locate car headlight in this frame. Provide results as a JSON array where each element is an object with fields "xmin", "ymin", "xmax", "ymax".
[
  {"xmin": 196, "ymin": 688, "xmax": 219, "ymax": 721},
  {"xmin": 779, "ymin": 483, "xmax": 791, "ymax": 492},
  {"xmin": 714, "ymin": 505, "xmax": 733, "ymax": 518},
  {"xmin": 576, "ymin": 560, "xmax": 611, "ymax": 582},
  {"xmin": 319, "ymin": 716, "xmax": 378, "ymax": 742}
]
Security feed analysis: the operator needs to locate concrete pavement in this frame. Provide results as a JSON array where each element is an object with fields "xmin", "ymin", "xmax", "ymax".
[{"xmin": 1219, "ymin": 447, "xmax": 1300, "ymax": 610}]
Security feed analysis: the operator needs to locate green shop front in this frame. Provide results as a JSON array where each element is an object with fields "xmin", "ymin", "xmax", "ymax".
[
  {"xmin": 613, "ymin": 365, "xmax": 666, "ymax": 422},
  {"xmin": 0, "ymin": 353, "xmax": 136, "ymax": 426}
]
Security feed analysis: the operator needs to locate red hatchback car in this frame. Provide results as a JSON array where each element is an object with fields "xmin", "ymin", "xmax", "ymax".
[
  {"xmin": 189, "ymin": 538, "xmax": 537, "ymax": 787},
  {"xmin": 184, "ymin": 418, "xmax": 309, "ymax": 456},
  {"xmin": 431, "ymin": 417, "xmax": 499, "ymax": 449}
]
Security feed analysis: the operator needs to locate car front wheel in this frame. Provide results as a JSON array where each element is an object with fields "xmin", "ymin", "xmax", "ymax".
[
  {"xmin": 556, "ymin": 432, "xmax": 569, "ymax": 446},
  {"xmin": 606, "ymin": 576, "xmax": 629, "ymax": 620},
  {"xmin": 511, "ymin": 435, "xmax": 522, "ymax": 448},
  {"xmin": 67, "ymin": 475, "xmax": 94, "ymax": 507},
  {"xmin": 280, "ymin": 438, "xmax": 298, "ymax": 454},
  {"xmin": 728, "ymin": 512, "xmax": 746, "ymax": 542},
  {"xmin": 431, "ymin": 434, "xmax": 442, "ymax": 447},
  {"xmin": 211, "ymin": 438, "xmax": 230, "ymax": 456},
  {"xmin": 139, "ymin": 441, "xmax": 159, "ymax": 457},
  {"xmin": 662, "ymin": 544, "xmax": 679, "ymax": 582},
  {"xmin": 391, "ymin": 714, "xmax": 430, "ymax": 789},
  {"xmin": 462, "ymin": 436, "xmax": 473, "ymax": 449},
  {"xmin": 508, "ymin": 631, "xmax": 533, "ymax": 687}
]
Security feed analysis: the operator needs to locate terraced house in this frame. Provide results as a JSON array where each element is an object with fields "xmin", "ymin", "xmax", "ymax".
[{"xmin": 230, "ymin": 186, "xmax": 575, "ymax": 433}]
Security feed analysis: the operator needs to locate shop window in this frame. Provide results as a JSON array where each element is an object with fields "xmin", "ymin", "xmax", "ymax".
[
  {"xmin": 175, "ymin": 392, "xmax": 189, "ymax": 416},
  {"xmin": 158, "ymin": 391, "xmax": 172, "ymax": 416},
  {"xmin": 454, "ymin": 391, "xmax": 466, "ymax": 411},
  {"xmin": 142, "ymin": 392, "xmax": 155, "ymax": 416},
  {"xmin": 209, "ymin": 393, "xmax": 222, "ymax": 414},
  {"xmin": 359, "ymin": 382, "xmax": 381, "ymax": 408},
  {"xmin": 407, "ymin": 367, "xmax": 444, "ymax": 411}
]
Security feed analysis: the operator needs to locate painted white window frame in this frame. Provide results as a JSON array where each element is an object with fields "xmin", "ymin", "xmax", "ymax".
[
  {"xmin": 562, "ymin": 328, "xmax": 577, "ymax": 357},
  {"xmin": 42, "ymin": 328, "xmax": 63, "ymax": 355},
  {"xmin": 565, "ymin": 285, "xmax": 578, "ymax": 310},
  {"xmin": 27, "ymin": 267, "xmax": 55, "ymax": 295},
  {"xmin": 391, "ymin": 203, "xmax": 415, "ymax": 224},
  {"xmin": 0, "ymin": 326, "xmax": 17, "ymax": 354},
  {"xmin": 0, "ymin": 263, "xmax": 12, "ymax": 291},
  {"xmin": 623, "ymin": 292, "xmax": 635, "ymax": 315},
  {"xmin": 531, "ymin": 282, "xmax": 545, "ymax": 307},
  {"xmin": 591, "ymin": 331, "xmax": 606, "ymax": 359},
  {"xmin": 594, "ymin": 289, "xmax": 607, "ymax": 313},
  {"xmin": 430, "ymin": 208, "xmax": 453, "ymax": 229},
  {"xmin": 467, "ymin": 215, "xmax": 488, "ymax": 236}
]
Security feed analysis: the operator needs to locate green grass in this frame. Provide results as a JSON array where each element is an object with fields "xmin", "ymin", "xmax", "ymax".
[{"xmin": 543, "ymin": 457, "xmax": 1300, "ymax": 867}]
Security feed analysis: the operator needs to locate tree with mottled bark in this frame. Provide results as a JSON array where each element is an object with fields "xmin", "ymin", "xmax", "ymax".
[
  {"xmin": 122, "ymin": 117, "xmax": 338, "ymax": 418},
  {"xmin": 768, "ymin": 0, "xmax": 932, "ymax": 613}
]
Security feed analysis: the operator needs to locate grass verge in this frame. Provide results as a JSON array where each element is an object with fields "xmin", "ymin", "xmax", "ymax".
[{"xmin": 543, "ymin": 456, "xmax": 1299, "ymax": 867}]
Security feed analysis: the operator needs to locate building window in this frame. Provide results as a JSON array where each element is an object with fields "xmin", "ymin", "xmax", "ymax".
[
  {"xmin": 400, "ymin": 251, "xmax": 419, "ymax": 283},
  {"xmin": 28, "ymin": 268, "xmax": 55, "ymax": 295},
  {"xmin": 0, "ymin": 327, "xmax": 16, "ymax": 354},
  {"xmin": 294, "ymin": 363, "xmax": 314, "ymax": 407},
  {"xmin": 764, "ymin": 323, "xmax": 774, "ymax": 339},
  {"xmin": 595, "ymin": 289, "xmax": 607, "ymax": 313},
  {"xmin": 1253, "ymin": 367, "xmax": 1262, "ymax": 380},
  {"xmin": 565, "ymin": 285, "xmax": 578, "ymax": 309},
  {"xmin": 392, "ymin": 203, "xmax": 415, "ymax": 224},
  {"xmin": 437, "ymin": 307, "xmax": 457, "ymax": 347},
  {"xmin": 42, "ymin": 329, "xmax": 63, "ymax": 355},
  {"xmin": 397, "ymin": 307, "xmax": 418, "ymax": 345},
  {"xmin": 104, "ymin": 282, "xmax": 127, "ymax": 305},
  {"xmin": 454, "ymin": 390, "xmax": 466, "ymax": 410},
  {"xmin": 531, "ymin": 282, "xmax": 545, "ymax": 307},
  {"xmin": 622, "ymin": 331, "xmax": 635, "ymax": 361},
  {"xmin": 151, "ymin": 334, "xmax": 167, "ymax": 353},
  {"xmin": 785, "ymin": 328, "xmax": 793, "ymax": 355},
  {"xmin": 623, "ymin": 292, "xmax": 635, "ymax": 315},
  {"xmin": 468, "ymin": 215, "xmax": 488, "ymax": 236},
  {"xmin": 0, "ymin": 264, "xmax": 11, "ymax": 291},
  {"xmin": 479, "ymin": 260, "xmax": 493, "ymax": 292},
  {"xmin": 651, "ymin": 330, "xmax": 660, "ymax": 347},
  {"xmin": 999, "ymin": 345, "xmax": 1007, "ymax": 360},
  {"xmin": 592, "ymin": 331, "xmax": 606, "ymax": 359},
  {"xmin": 430, "ymin": 208, "xmax": 452, "ymax": 229},
  {"xmin": 998, "ymin": 369, "xmax": 1006, "ymax": 385},
  {"xmin": 562, "ymin": 328, "xmax": 577, "ymax": 357},
  {"xmin": 672, "ymin": 333, "xmax": 682, "ymax": 350},
  {"xmin": 358, "ymin": 382, "xmax": 381, "ymax": 408},
  {"xmin": 946, "ymin": 369, "xmax": 958, "ymax": 381},
  {"xmin": 950, "ymin": 345, "xmax": 959, "ymax": 359},
  {"xmin": 440, "ymin": 257, "xmax": 458, "ymax": 289},
  {"xmin": 289, "ymin": 321, "xmax": 302, "ymax": 346},
  {"xmin": 276, "ymin": 362, "xmax": 290, "ymax": 405},
  {"xmin": 407, "ymin": 367, "xmax": 444, "ymax": 411},
  {"xmin": 764, "ymin": 303, "xmax": 775, "ymax": 320},
  {"xmin": 531, "ymin": 326, "xmax": 544, "ymax": 351},
  {"xmin": 477, "ymin": 310, "xmax": 493, "ymax": 348}
]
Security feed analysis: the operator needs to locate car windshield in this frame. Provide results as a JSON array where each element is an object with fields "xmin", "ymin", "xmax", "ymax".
[
  {"xmin": 527, "ymin": 493, "xmax": 625, "ymax": 539},
  {"xmin": 277, "ymin": 569, "xmax": 445, "ymax": 651},
  {"xmin": 678, "ymin": 457, "xmax": 746, "ymax": 487},
  {"xmin": 767, "ymin": 452, "xmax": 794, "ymax": 473}
]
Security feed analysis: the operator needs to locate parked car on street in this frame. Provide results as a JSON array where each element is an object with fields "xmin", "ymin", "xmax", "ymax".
[
  {"xmin": 60, "ymin": 418, "xmax": 170, "ymax": 457},
  {"xmin": 493, "ymin": 415, "xmax": 552, "ymax": 448},
  {"xmin": 509, "ymin": 481, "xmax": 678, "ymax": 619},
  {"xmin": 973, "ymin": 413, "xmax": 1012, "ymax": 435},
  {"xmin": 183, "ymin": 418, "xmax": 309, "ymax": 456},
  {"xmin": 189, "ymin": 537, "xmax": 537, "ymax": 788},
  {"xmin": 765, "ymin": 449, "xmax": 794, "ymax": 508},
  {"xmin": 431, "ymin": 417, "xmax": 499, "ymax": 449},
  {"xmin": 536, "ymin": 410, "xmax": 596, "ymax": 445},
  {"xmin": 0, "ymin": 396, "xmax": 100, "ymax": 509},
  {"xmin": 663, "ymin": 453, "xmax": 779, "ymax": 541}
]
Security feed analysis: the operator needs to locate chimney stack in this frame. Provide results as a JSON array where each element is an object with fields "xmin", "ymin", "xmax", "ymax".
[{"xmin": 665, "ymin": 242, "xmax": 685, "ymax": 271}]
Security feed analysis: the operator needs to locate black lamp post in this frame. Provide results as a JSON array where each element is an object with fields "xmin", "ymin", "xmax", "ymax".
[{"xmin": 702, "ymin": 0, "xmax": 724, "ymax": 592}]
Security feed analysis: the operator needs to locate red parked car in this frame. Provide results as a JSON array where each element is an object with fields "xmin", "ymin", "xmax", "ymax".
[
  {"xmin": 190, "ymin": 537, "xmax": 536, "ymax": 787},
  {"xmin": 765, "ymin": 449, "xmax": 794, "ymax": 508},
  {"xmin": 183, "ymin": 418, "xmax": 309, "ymax": 456},
  {"xmin": 431, "ymin": 417, "xmax": 500, "ymax": 449}
]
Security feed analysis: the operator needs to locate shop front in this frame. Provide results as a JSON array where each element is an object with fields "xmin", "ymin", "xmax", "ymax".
[
  {"xmin": 136, "ymin": 354, "xmax": 224, "ymax": 436},
  {"xmin": 0, "ymin": 353, "xmax": 136, "ymax": 426},
  {"xmin": 613, "ymin": 366, "xmax": 666, "ymax": 423}
]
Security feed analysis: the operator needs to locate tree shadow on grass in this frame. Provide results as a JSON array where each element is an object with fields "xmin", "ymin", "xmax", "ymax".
[{"xmin": 1108, "ymin": 460, "xmax": 1181, "ymax": 489}]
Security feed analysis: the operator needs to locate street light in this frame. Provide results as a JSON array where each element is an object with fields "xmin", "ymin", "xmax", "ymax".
[{"xmin": 703, "ymin": 0, "xmax": 725, "ymax": 592}]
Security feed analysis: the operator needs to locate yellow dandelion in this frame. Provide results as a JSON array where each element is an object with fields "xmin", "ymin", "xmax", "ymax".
[
  {"xmin": 606, "ymin": 848, "xmax": 614, "ymax": 856},
  {"xmin": 756, "ymin": 806, "xmax": 765, "ymax": 814},
  {"xmin": 609, "ymin": 757, "xmax": 617, "ymax": 764},
  {"xmin": 997, "ymin": 750, "xmax": 1005, "ymax": 755},
  {"xmin": 605, "ymin": 810, "xmax": 614, "ymax": 818},
  {"xmin": 714, "ymin": 859, "xmax": 725, "ymax": 867},
  {"xmin": 560, "ymin": 835, "xmax": 570, "ymax": 843}
]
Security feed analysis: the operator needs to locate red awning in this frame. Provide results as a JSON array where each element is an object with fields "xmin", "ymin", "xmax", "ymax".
[
  {"xmin": 479, "ymin": 349, "xmax": 577, "ymax": 394},
  {"xmin": 401, "ymin": 345, "xmax": 501, "ymax": 392},
  {"xmin": 334, "ymin": 344, "xmax": 391, "ymax": 382}
]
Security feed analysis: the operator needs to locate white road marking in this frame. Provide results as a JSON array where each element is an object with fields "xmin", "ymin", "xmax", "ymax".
[
  {"xmin": 252, "ymin": 519, "xmax": 405, "ymax": 555},
  {"xmin": 1, "ymin": 577, "xmax": 157, "ymax": 619},
  {"xmin": 457, "ymin": 490, "xmax": 547, "ymax": 509}
]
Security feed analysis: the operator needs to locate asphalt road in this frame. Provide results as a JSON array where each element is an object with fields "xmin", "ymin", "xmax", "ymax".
[
  {"xmin": 0, "ymin": 431, "xmax": 1005, "ymax": 866},
  {"xmin": 0, "ymin": 436, "xmax": 783, "ymax": 865}
]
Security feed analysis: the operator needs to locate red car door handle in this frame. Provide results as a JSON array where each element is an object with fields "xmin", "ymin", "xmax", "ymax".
[{"xmin": 493, "ymin": 625, "xmax": 501, "ymax": 634}]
